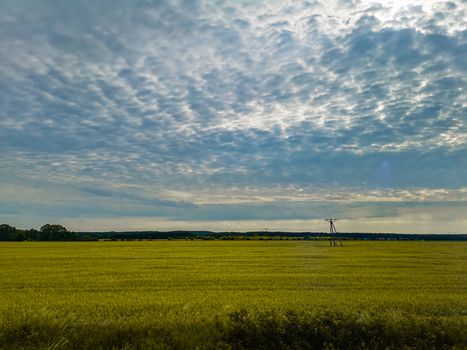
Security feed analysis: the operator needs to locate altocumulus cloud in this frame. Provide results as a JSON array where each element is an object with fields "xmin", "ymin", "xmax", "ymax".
[{"xmin": 0, "ymin": 0, "xmax": 466, "ymax": 232}]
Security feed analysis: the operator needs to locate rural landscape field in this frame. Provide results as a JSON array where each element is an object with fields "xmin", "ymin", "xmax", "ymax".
[
  {"xmin": 1, "ymin": 0, "xmax": 466, "ymax": 349},
  {"xmin": 0, "ymin": 240, "xmax": 465, "ymax": 349}
]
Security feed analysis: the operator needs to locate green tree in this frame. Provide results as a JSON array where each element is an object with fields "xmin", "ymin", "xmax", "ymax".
[
  {"xmin": 0, "ymin": 224, "xmax": 21, "ymax": 241},
  {"xmin": 24, "ymin": 228, "xmax": 40, "ymax": 241},
  {"xmin": 40, "ymin": 224, "xmax": 71, "ymax": 241}
]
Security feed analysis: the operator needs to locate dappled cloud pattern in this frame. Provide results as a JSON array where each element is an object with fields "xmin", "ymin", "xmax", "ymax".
[{"xmin": 0, "ymin": 0, "xmax": 465, "ymax": 231}]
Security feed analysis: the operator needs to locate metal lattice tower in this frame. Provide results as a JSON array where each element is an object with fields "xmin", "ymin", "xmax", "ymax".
[{"xmin": 324, "ymin": 218, "xmax": 343, "ymax": 246}]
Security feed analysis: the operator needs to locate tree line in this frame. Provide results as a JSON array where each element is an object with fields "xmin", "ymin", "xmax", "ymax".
[
  {"xmin": 1, "ymin": 224, "xmax": 466, "ymax": 241},
  {"xmin": 0, "ymin": 224, "xmax": 79, "ymax": 241}
]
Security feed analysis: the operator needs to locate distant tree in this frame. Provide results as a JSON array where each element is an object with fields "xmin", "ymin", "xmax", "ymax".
[
  {"xmin": 15, "ymin": 230, "xmax": 26, "ymax": 241},
  {"xmin": 40, "ymin": 224, "xmax": 70, "ymax": 241},
  {"xmin": 24, "ymin": 228, "xmax": 40, "ymax": 241},
  {"xmin": 0, "ymin": 224, "xmax": 21, "ymax": 241}
]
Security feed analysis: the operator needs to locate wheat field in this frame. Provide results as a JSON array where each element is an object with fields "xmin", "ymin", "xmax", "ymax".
[{"xmin": 0, "ymin": 240, "xmax": 465, "ymax": 349}]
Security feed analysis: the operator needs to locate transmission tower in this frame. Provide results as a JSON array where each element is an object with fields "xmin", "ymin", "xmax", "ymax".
[{"xmin": 324, "ymin": 218, "xmax": 343, "ymax": 246}]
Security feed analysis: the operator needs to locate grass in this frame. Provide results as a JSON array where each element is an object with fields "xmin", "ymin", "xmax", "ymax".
[{"xmin": 0, "ymin": 241, "xmax": 465, "ymax": 349}]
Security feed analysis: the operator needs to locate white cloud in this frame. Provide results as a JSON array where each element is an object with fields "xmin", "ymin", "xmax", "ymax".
[{"xmin": 0, "ymin": 0, "xmax": 465, "ymax": 231}]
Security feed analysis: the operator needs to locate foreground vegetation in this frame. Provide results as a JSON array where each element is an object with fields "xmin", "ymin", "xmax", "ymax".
[{"xmin": 0, "ymin": 241, "xmax": 465, "ymax": 349}]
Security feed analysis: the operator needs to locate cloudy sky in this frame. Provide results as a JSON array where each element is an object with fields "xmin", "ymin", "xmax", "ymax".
[{"xmin": 0, "ymin": 0, "xmax": 466, "ymax": 233}]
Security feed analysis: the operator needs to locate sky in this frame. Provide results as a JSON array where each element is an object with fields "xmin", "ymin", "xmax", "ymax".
[{"xmin": 0, "ymin": 0, "xmax": 466, "ymax": 233}]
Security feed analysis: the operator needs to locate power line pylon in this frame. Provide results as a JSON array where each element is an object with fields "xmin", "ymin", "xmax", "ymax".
[{"xmin": 324, "ymin": 218, "xmax": 343, "ymax": 246}]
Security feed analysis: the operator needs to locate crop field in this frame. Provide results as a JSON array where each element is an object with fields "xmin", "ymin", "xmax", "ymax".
[{"xmin": 0, "ymin": 240, "xmax": 465, "ymax": 349}]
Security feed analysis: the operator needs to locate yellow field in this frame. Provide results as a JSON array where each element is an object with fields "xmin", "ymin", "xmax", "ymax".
[{"xmin": 0, "ymin": 241, "xmax": 465, "ymax": 349}]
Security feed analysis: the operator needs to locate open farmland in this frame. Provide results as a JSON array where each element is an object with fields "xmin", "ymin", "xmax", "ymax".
[{"xmin": 0, "ymin": 241, "xmax": 465, "ymax": 349}]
